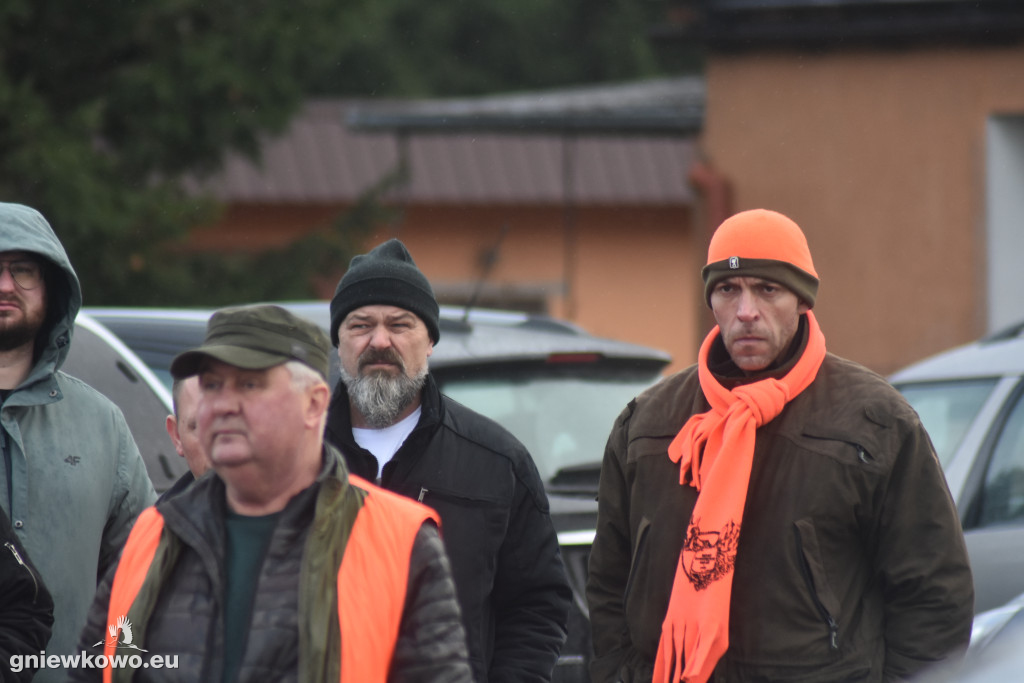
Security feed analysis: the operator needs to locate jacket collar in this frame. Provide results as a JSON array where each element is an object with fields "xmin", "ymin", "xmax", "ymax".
[
  {"xmin": 626, "ymin": 317, "xmax": 812, "ymax": 439},
  {"xmin": 158, "ymin": 445, "xmax": 349, "ymax": 542}
]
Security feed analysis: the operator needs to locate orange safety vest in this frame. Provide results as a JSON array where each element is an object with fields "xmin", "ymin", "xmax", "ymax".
[{"xmin": 103, "ymin": 475, "xmax": 437, "ymax": 683}]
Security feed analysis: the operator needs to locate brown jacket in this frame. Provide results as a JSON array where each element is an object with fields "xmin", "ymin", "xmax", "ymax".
[{"xmin": 587, "ymin": 349, "xmax": 973, "ymax": 682}]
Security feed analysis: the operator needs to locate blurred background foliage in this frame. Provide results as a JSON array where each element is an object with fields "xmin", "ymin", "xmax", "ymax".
[{"xmin": 0, "ymin": 0, "xmax": 686, "ymax": 306}]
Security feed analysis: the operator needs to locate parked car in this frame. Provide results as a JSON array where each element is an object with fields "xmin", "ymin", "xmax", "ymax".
[
  {"xmin": 889, "ymin": 320, "xmax": 1024, "ymax": 615},
  {"xmin": 66, "ymin": 314, "xmax": 187, "ymax": 493},
  {"xmin": 914, "ymin": 590, "xmax": 1024, "ymax": 682},
  {"xmin": 84, "ymin": 302, "xmax": 672, "ymax": 682}
]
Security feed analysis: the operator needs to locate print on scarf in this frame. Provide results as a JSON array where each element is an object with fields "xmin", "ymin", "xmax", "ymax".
[{"xmin": 682, "ymin": 518, "xmax": 740, "ymax": 591}]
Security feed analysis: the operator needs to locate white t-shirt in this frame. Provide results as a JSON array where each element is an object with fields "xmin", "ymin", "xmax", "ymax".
[{"xmin": 351, "ymin": 406, "xmax": 422, "ymax": 473}]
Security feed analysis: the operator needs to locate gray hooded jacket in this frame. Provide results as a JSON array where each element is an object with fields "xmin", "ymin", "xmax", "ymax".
[{"xmin": 0, "ymin": 203, "xmax": 156, "ymax": 681}]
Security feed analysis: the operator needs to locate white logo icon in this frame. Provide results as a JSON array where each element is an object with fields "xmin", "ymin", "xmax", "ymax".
[
  {"xmin": 92, "ymin": 615, "xmax": 148, "ymax": 652},
  {"xmin": 729, "ymin": 256, "xmax": 740, "ymax": 269}
]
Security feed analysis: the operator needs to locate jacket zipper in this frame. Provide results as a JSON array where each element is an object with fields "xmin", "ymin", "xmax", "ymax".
[
  {"xmin": 1, "ymin": 428, "xmax": 10, "ymax": 512},
  {"xmin": 803, "ymin": 435, "xmax": 873, "ymax": 466},
  {"xmin": 793, "ymin": 528, "xmax": 839, "ymax": 651},
  {"xmin": 5, "ymin": 541, "xmax": 39, "ymax": 602},
  {"xmin": 418, "ymin": 487, "xmax": 428, "ymax": 502}
]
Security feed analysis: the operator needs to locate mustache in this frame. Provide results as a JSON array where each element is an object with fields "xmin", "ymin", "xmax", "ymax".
[
  {"xmin": 734, "ymin": 322, "xmax": 764, "ymax": 335},
  {"xmin": 358, "ymin": 348, "xmax": 405, "ymax": 372}
]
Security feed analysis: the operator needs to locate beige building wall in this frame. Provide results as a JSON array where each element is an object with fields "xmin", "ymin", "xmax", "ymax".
[
  {"xmin": 702, "ymin": 45, "xmax": 1024, "ymax": 374},
  {"xmin": 366, "ymin": 204, "xmax": 699, "ymax": 374},
  {"xmin": 189, "ymin": 204, "xmax": 343, "ymax": 252}
]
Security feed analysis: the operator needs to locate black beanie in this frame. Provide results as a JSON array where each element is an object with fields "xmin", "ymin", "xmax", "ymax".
[{"xmin": 329, "ymin": 239, "xmax": 440, "ymax": 345}]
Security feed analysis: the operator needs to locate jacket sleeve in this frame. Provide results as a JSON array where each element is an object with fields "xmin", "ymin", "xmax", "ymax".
[
  {"xmin": 390, "ymin": 522, "xmax": 474, "ymax": 683},
  {"xmin": 0, "ymin": 509, "xmax": 54, "ymax": 683},
  {"xmin": 587, "ymin": 403, "xmax": 640, "ymax": 683},
  {"xmin": 98, "ymin": 409, "xmax": 156, "ymax": 582},
  {"xmin": 874, "ymin": 418, "xmax": 974, "ymax": 678},
  {"xmin": 67, "ymin": 560, "xmax": 117, "ymax": 683},
  {"xmin": 487, "ymin": 454, "xmax": 571, "ymax": 683}
]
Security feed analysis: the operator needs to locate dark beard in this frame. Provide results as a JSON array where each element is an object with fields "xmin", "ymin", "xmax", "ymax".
[{"xmin": 0, "ymin": 317, "xmax": 42, "ymax": 352}]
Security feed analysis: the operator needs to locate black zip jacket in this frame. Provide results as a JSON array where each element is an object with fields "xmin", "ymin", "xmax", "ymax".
[
  {"xmin": 0, "ymin": 506, "xmax": 54, "ymax": 682},
  {"xmin": 326, "ymin": 374, "xmax": 571, "ymax": 683}
]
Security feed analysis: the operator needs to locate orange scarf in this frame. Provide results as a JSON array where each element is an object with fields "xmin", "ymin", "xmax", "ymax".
[{"xmin": 654, "ymin": 311, "xmax": 827, "ymax": 683}]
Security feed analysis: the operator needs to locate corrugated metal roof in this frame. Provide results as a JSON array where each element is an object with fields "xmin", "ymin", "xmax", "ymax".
[
  {"xmin": 192, "ymin": 81, "xmax": 700, "ymax": 206},
  {"xmin": 193, "ymin": 101, "xmax": 396, "ymax": 203},
  {"xmin": 346, "ymin": 77, "xmax": 705, "ymax": 135}
]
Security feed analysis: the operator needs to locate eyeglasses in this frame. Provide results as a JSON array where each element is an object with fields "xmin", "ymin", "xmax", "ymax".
[{"xmin": 0, "ymin": 261, "xmax": 43, "ymax": 290}]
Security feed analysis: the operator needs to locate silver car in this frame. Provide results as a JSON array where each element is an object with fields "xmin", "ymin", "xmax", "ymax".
[{"xmin": 890, "ymin": 323, "xmax": 1024, "ymax": 615}]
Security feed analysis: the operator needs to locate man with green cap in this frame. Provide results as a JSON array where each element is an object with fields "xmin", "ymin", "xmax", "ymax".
[
  {"xmin": 72, "ymin": 304, "xmax": 473, "ymax": 683},
  {"xmin": 326, "ymin": 239, "xmax": 571, "ymax": 683}
]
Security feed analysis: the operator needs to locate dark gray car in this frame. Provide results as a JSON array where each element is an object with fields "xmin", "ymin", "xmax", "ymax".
[{"xmin": 84, "ymin": 302, "xmax": 672, "ymax": 683}]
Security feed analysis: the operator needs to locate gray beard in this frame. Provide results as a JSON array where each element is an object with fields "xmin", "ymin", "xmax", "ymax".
[{"xmin": 340, "ymin": 365, "xmax": 428, "ymax": 429}]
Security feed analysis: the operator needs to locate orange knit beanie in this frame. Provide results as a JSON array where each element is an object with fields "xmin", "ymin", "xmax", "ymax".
[{"xmin": 700, "ymin": 208, "xmax": 819, "ymax": 308}]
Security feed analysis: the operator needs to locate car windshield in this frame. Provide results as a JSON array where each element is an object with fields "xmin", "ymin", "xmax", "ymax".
[
  {"xmin": 439, "ymin": 370, "xmax": 656, "ymax": 488},
  {"xmin": 895, "ymin": 379, "xmax": 999, "ymax": 469}
]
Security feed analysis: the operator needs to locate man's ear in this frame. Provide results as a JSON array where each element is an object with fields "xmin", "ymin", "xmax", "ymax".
[
  {"xmin": 165, "ymin": 415, "xmax": 185, "ymax": 458},
  {"xmin": 798, "ymin": 301, "xmax": 811, "ymax": 315},
  {"xmin": 304, "ymin": 383, "xmax": 330, "ymax": 429}
]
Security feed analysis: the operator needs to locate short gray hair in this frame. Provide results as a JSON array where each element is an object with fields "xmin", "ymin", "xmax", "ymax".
[
  {"xmin": 285, "ymin": 360, "xmax": 328, "ymax": 432},
  {"xmin": 285, "ymin": 360, "xmax": 328, "ymax": 392},
  {"xmin": 170, "ymin": 377, "xmax": 186, "ymax": 418}
]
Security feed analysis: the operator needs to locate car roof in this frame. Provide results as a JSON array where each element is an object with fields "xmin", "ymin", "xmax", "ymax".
[
  {"xmin": 889, "ymin": 324, "xmax": 1024, "ymax": 384},
  {"xmin": 83, "ymin": 302, "xmax": 673, "ymax": 372}
]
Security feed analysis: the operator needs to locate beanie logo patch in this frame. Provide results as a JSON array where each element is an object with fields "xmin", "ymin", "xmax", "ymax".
[{"xmin": 729, "ymin": 256, "xmax": 740, "ymax": 269}]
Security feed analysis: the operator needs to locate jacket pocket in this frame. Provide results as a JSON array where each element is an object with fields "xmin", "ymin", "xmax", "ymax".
[
  {"xmin": 794, "ymin": 519, "xmax": 841, "ymax": 651},
  {"xmin": 801, "ymin": 433, "xmax": 883, "ymax": 473},
  {"xmin": 416, "ymin": 484, "xmax": 504, "ymax": 506},
  {"xmin": 625, "ymin": 436, "xmax": 675, "ymax": 465},
  {"xmin": 622, "ymin": 516, "xmax": 651, "ymax": 613},
  {"xmin": 415, "ymin": 485, "xmax": 508, "ymax": 552}
]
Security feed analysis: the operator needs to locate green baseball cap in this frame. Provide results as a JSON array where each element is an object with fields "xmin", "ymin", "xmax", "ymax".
[{"xmin": 170, "ymin": 304, "xmax": 330, "ymax": 380}]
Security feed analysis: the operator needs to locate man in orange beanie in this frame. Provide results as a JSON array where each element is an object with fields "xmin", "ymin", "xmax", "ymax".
[{"xmin": 587, "ymin": 209, "xmax": 973, "ymax": 682}]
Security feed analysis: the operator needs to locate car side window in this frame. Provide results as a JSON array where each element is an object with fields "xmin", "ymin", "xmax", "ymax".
[
  {"xmin": 978, "ymin": 391, "xmax": 1024, "ymax": 528},
  {"xmin": 897, "ymin": 379, "xmax": 997, "ymax": 470}
]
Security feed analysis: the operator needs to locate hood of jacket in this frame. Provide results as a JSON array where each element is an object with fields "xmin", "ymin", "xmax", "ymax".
[{"xmin": 0, "ymin": 203, "xmax": 82, "ymax": 383}]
